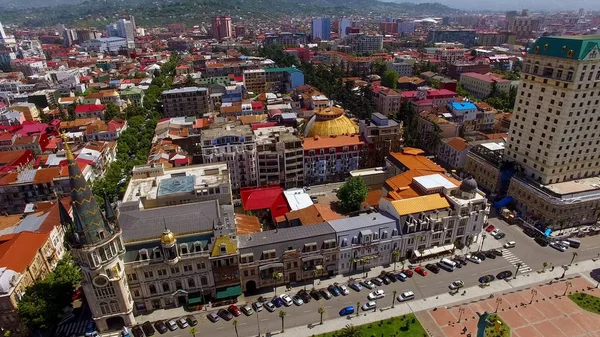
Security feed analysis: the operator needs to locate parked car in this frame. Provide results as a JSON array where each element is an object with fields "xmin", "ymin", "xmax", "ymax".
[
  {"xmin": 272, "ymin": 297, "xmax": 283, "ymax": 307},
  {"xmin": 362, "ymin": 301, "xmax": 377, "ymax": 311},
  {"xmin": 453, "ymin": 259, "xmax": 463, "ymax": 268},
  {"xmin": 496, "ymin": 270, "xmax": 513, "ymax": 280},
  {"xmin": 297, "ymin": 290, "xmax": 312, "ymax": 303},
  {"xmin": 154, "ymin": 321, "xmax": 168, "ymax": 334},
  {"xmin": 449, "ymin": 280, "xmax": 465, "ymax": 290},
  {"xmin": 381, "ymin": 276, "xmax": 392, "ymax": 285},
  {"xmin": 362, "ymin": 280, "xmax": 376, "ymax": 289},
  {"xmin": 478, "ymin": 275, "xmax": 495, "ymax": 283},
  {"xmin": 142, "ymin": 322, "xmax": 155, "ymax": 336},
  {"xmin": 310, "ymin": 289, "xmax": 323, "ymax": 300},
  {"xmin": 503, "ymin": 241, "xmax": 516, "ymax": 249},
  {"xmin": 349, "ymin": 282, "xmax": 363, "ymax": 291},
  {"xmin": 491, "ymin": 228, "xmax": 500, "ymax": 236},
  {"xmin": 558, "ymin": 240, "xmax": 571, "ymax": 249},
  {"xmin": 467, "ymin": 254, "xmax": 482, "ymax": 264},
  {"xmin": 396, "ymin": 272, "xmax": 408, "ymax": 282},
  {"xmin": 524, "ymin": 227, "xmax": 538, "ymax": 237},
  {"xmin": 454, "ymin": 257, "xmax": 468, "ymax": 266},
  {"xmin": 207, "ymin": 312, "xmax": 220, "ymax": 323},
  {"xmin": 339, "ymin": 306, "xmax": 355, "ymax": 316},
  {"xmin": 264, "ymin": 302, "xmax": 276, "ymax": 312},
  {"xmin": 166, "ymin": 320, "xmax": 178, "ymax": 331},
  {"xmin": 426, "ymin": 263, "xmax": 440, "ymax": 273},
  {"xmin": 385, "ymin": 272, "xmax": 397, "ymax": 282},
  {"xmin": 415, "ymin": 266, "xmax": 428, "ymax": 276},
  {"xmin": 368, "ymin": 289, "xmax": 385, "ymax": 300},
  {"xmin": 320, "ymin": 289, "xmax": 333, "ymax": 300},
  {"xmin": 186, "ymin": 315, "xmax": 198, "ymax": 326},
  {"xmin": 85, "ymin": 322, "xmax": 98, "ymax": 337},
  {"xmin": 535, "ymin": 237, "xmax": 549, "ymax": 247},
  {"xmin": 484, "ymin": 251, "xmax": 497, "ymax": 259},
  {"xmin": 218, "ymin": 309, "xmax": 233, "ymax": 321},
  {"xmin": 485, "ymin": 225, "xmax": 495, "ymax": 232},
  {"xmin": 494, "ymin": 232, "xmax": 506, "ymax": 239},
  {"xmin": 338, "ymin": 284, "xmax": 350, "ymax": 295},
  {"xmin": 252, "ymin": 301, "xmax": 263, "ymax": 312},
  {"xmin": 397, "ymin": 290, "xmax": 415, "ymax": 302},
  {"xmin": 228, "ymin": 305, "xmax": 242, "ymax": 316},
  {"xmin": 176, "ymin": 317, "xmax": 188, "ymax": 329},
  {"xmin": 550, "ymin": 242, "xmax": 566, "ymax": 252},
  {"xmin": 490, "ymin": 249, "xmax": 503, "ymax": 256},
  {"xmin": 132, "ymin": 326, "xmax": 145, "ymax": 337},
  {"xmin": 328, "ymin": 285, "xmax": 341, "ymax": 296},
  {"xmin": 372, "ymin": 277, "xmax": 384, "ymax": 286},
  {"xmin": 402, "ymin": 269, "xmax": 414, "ymax": 277},
  {"xmin": 241, "ymin": 305, "xmax": 254, "ymax": 316},
  {"xmin": 472, "ymin": 252, "xmax": 486, "ymax": 261},
  {"xmin": 292, "ymin": 295, "xmax": 304, "ymax": 306},
  {"xmin": 279, "ymin": 294, "xmax": 293, "ymax": 306}
]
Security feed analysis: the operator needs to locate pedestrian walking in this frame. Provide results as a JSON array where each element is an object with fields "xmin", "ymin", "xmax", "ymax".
[{"xmin": 551, "ymin": 266, "xmax": 555, "ymax": 271}]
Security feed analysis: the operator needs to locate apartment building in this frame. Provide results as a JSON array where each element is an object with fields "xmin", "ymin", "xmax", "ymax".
[
  {"xmin": 359, "ymin": 113, "xmax": 402, "ymax": 168},
  {"xmin": 459, "ymin": 72, "xmax": 511, "ymax": 99},
  {"xmin": 433, "ymin": 48, "xmax": 466, "ymax": 68},
  {"xmin": 437, "ymin": 137, "xmax": 471, "ymax": 170},
  {"xmin": 503, "ymin": 35, "xmax": 600, "ymax": 229},
  {"xmin": 447, "ymin": 62, "xmax": 493, "ymax": 80},
  {"xmin": 303, "ymin": 134, "xmax": 366, "ymax": 185},
  {"xmin": 264, "ymin": 32, "xmax": 307, "ymax": 46},
  {"xmin": 339, "ymin": 34, "xmax": 384, "ymax": 54},
  {"xmin": 387, "ymin": 56, "xmax": 416, "ymax": 77},
  {"xmin": 507, "ymin": 16, "xmax": 539, "ymax": 40},
  {"xmin": 427, "ymin": 30, "xmax": 476, "ymax": 48},
  {"xmin": 464, "ymin": 141, "xmax": 505, "ymax": 194},
  {"xmin": 200, "ymin": 122, "xmax": 258, "ymax": 193},
  {"xmin": 161, "ymin": 87, "xmax": 211, "ymax": 118},
  {"xmin": 254, "ymin": 126, "xmax": 304, "ymax": 189},
  {"xmin": 0, "ymin": 167, "xmax": 69, "ymax": 214},
  {"xmin": 372, "ymin": 86, "xmax": 402, "ymax": 116},
  {"xmin": 243, "ymin": 69, "xmax": 267, "ymax": 94}
]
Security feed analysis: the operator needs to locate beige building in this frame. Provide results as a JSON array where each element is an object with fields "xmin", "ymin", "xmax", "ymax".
[
  {"xmin": 504, "ymin": 35, "xmax": 600, "ymax": 228},
  {"xmin": 243, "ymin": 69, "xmax": 267, "ymax": 94},
  {"xmin": 255, "ymin": 126, "xmax": 304, "ymax": 189},
  {"xmin": 161, "ymin": 87, "xmax": 211, "ymax": 118},
  {"xmin": 459, "ymin": 72, "xmax": 511, "ymax": 99},
  {"xmin": 464, "ymin": 141, "xmax": 505, "ymax": 194}
]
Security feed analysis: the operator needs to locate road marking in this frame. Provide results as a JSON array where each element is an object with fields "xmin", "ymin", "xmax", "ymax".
[
  {"xmin": 261, "ymin": 318, "xmax": 269, "ymax": 321},
  {"xmin": 325, "ymin": 306, "xmax": 332, "ymax": 308},
  {"xmin": 239, "ymin": 323, "xmax": 247, "ymax": 326},
  {"xmin": 216, "ymin": 327, "xmax": 224, "ymax": 330},
  {"xmin": 303, "ymin": 310, "xmax": 312, "ymax": 313}
]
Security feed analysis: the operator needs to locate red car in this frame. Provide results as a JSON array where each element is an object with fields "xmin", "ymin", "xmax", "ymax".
[
  {"xmin": 228, "ymin": 305, "xmax": 241, "ymax": 317},
  {"xmin": 401, "ymin": 269, "xmax": 413, "ymax": 278},
  {"xmin": 415, "ymin": 266, "xmax": 428, "ymax": 276},
  {"xmin": 485, "ymin": 224, "xmax": 495, "ymax": 232},
  {"xmin": 72, "ymin": 288, "xmax": 83, "ymax": 301}
]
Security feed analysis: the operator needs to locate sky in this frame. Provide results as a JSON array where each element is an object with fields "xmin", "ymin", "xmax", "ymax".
[{"xmin": 388, "ymin": 0, "xmax": 600, "ymax": 11}]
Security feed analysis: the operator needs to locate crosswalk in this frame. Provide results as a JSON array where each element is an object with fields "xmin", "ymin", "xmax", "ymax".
[
  {"xmin": 501, "ymin": 249, "xmax": 532, "ymax": 274},
  {"xmin": 55, "ymin": 319, "xmax": 90, "ymax": 337}
]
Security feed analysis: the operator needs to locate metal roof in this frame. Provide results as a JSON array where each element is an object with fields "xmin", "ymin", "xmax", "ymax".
[
  {"xmin": 238, "ymin": 222, "xmax": 335, "ymax": 249},
  {"xmin": 327, "ymin": 212, "xmax": 396, "ymax": 232}
]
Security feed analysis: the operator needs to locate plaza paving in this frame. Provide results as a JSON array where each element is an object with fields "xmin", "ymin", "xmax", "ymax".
[{"xmin": 422, "ymin": 276, "xmax": 600, "ymax": 337}]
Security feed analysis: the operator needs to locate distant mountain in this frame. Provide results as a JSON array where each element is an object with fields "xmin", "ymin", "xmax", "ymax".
[
  {"xmin": 0, "ymin": 0, "xmax": 457, "ymax": 28},
  {"xmin": 0, "ymin": 0, "xmax": 85, "ymax": 10}
]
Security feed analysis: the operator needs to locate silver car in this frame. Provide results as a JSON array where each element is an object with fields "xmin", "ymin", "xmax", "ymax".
[{"xmin": 361, "ymin": 301, "xmax": 376, "ymax": 311}]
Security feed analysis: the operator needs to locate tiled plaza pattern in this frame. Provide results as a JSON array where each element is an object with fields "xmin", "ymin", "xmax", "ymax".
[{"xmin": 422, "ymin": 277, "xmax": 600, "ymax": 337}]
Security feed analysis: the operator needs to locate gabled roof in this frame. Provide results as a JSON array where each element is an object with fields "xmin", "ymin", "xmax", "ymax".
[
  {"xmin": 445, "ymin": 137, "xmax": 470, "ymax": 152},
  {"xmin": 0, "ymin": 231, "xmax": 50, "ymax": 273},
  {"xmin": 75, "ymin": 104, "xmax": 105, "ymax": 113},
  {"xmin": 240, "ymin": 186, "xmax": 290, "ymax": 220},
  {"xmin": 390, "ymin": 193, "xmax": 450, "ymax": 216}
]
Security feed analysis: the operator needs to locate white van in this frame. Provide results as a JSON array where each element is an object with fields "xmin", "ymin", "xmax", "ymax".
[
  {"xmin": 438, "ymin": 258, "xmax": 457, "ymax": 271},
  {"xmin": 503, "ymin": 241, "xmax": 516, "ymax": 248}
]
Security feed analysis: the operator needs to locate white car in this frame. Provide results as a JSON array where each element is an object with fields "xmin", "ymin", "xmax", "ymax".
[
  {"xmin": 491, "ymin": 228, "xmax": 500, "ymax": 236},
  {"xmin": 397, "ymin": 291, "xmax": 415, "ymax": 302},
  {"xmin": 362, "ymin": 280, "xmax": 375, "ymax": 289},
  {"xmin": 367, "ymin": 289, "xmax": 385, "ymax": 300},
  {"xmin": 338, "ymin": 284, "xmax": 350, "ymax": 296},
  {"xmin": 467, "ymin": 254, "xmax": 482, "ymax": 264},
  {"xmin": 503, "ymin": 241, "xmax": 516, "ymax": 249},
  {"xmin": 279, "ymin": 294, "xmax": 293, "ymax": 306},
  {"xmin": 361, "ymin": 300, "xmax": 377, "ymax": 311},
  {"xmin": 449, "ymin": 280, "xmax": 465, "ymax": 290},
  {"xmin": 167, "ymin": 319, "xmax": 178, "ymax": 331}
]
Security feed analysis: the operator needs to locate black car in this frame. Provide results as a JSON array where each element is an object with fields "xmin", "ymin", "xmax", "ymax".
[
  {"xmin": 496, "ymin": 270, "xmax": 513, "ymax": 280},
  {"xmin": 186, "ymin": 315, "xmax": 198, "ymax": 326},
  {"xmin": 484, "ymin": 251, "xmax": 497, "ymax": 259},
  {"xmin": 154, "ymin": 321, "xmax": 168, "ymax": 334},
  {"xmin": 490, "ymin": 249, "xmax": 503, "ymax": 257},
  {"xmin": 142, "ymin": 321, "xmax": 155, "ymax": 336},
  {"xmin": 454, "ymin": 257, "xmax": 468, "ymax": 266},
  {"xmin": 524, "ymin": 227, "xmax": 538, "ymax": 237},
  {"xmin": 297, "ymin": 290, "xmax": 312, "ymax": 303},
  {"xmin": 426, "ymin": 263, "xmax": 440, "ymax": 273},
  {"xmin": 473, "ymin": 252, "xmax": 486, "ymax": 261},
  {"xmin": 310, "ymin": 289, "xmax": 323, "ymax": 300},
  {"xmin": 132, "ymin": 326, "xmax": 145, "ymax": 337},
  {"xmin": 385, "ymin": 272, "xmax": 397, "ymax": 282},
  {"xmin": 218, "ymin": 309, "xmax": 233, "ymax": 321},
  {"xmin": 534, "ymin": 236, "xmax": 549, "ymax": 247},
  {"xmin": 452, "ymin": 259, "xmax": 463, "ymax": 268},
  {"xmin": 381, "ymin": 276, "xmax": 391, "ymax": 285}
]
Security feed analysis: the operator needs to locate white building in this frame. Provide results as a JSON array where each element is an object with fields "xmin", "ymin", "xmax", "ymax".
[{"xmin": 81, "ymin": 37, "xmax": 128, "ymax": 54}]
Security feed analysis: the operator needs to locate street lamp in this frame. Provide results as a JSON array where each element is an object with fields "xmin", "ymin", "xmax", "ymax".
[
  {"xmin": 495, "ymin": 298, "xmax": 503, "ymax": 313},
  {"xmin": 256, "ymin": 307, "xmax": 261, "ymax": 337},
  {"xmin": 529, "ymin": 289, "xmax": 537, "ymax": 304},
  {"xmin": 478, "ymin": 233, "xmax": 487, "ymax": 252},
  {"xmin": 563, "ymin": 281, "xmax": 572, "ymax": 296},
  {"xmin": 458, "ymin": 307, "xmax": 465, "ymax": 323}
]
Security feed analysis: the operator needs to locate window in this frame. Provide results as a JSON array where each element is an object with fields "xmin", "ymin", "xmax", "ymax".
[
  {"xmin": 176, "ymin": 280, "xmax": 183, "ymax": 290},
  {"xmin": 149, "ymin": 284, "xmax": 157, "ymax": 294},
  {"xmin": 201, "ymin": 276, "xmax": 208, "ymax": 285},
  {"xmin": 162, "ymin": 282, "xmax": 170, "ymax": 292},
  {"xmin": 144, "ymin": 271, "xmax": 154, "ymax": 279},
  {"xmin": 188, "ymin": 278, "xmax": 195, "ymax": 288}
]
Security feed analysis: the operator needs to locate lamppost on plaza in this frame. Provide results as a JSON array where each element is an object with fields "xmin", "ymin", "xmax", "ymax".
[
  {"xmin": 563, "ymin": 281, "xmax": 572, "ymax": 296},
  {"xmin": 478, "ymin": 233, "xmax": 487, "ymax": 252},
  {"xmin": 514, "ymin": 262, "xmax": 522, "ymax": 278},
  {"xmin": 458, "ymin": 307, "xmax": 465, "ymax": 323},
  {"xmin": 495, "ymin": 298, "xmax": 503, "ymax": 313},
  {"xmin": 529, "ymin": 289, "xmax": 538, "ymax": 304}
]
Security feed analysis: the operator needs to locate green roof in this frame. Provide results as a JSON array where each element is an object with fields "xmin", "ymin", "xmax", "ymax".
[
  {"xmin": 120, "ymin": 87, "xmax": 143, "ymax": 95},
  {"xmin": 528, "ymin": 35, "xmax": 600, "ymax": 60},
  {"xmin": 265, "ymin": 67, "xmax": 302, "ymax": 74}
]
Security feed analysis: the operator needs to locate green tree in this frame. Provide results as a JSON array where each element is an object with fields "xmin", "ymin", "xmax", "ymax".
[
  {"xmin": 185, "ymin": 74, "xmax": 196, "ymax": 87},
  {"xmin": 103, "ymin": 101, "xmax": 121, "ymax": 121},
  {"xmin": 381, "ymin": 69, "xmax": 399, "ymax": 89},
  {"xmin": 392, "ymin": 250, "xmax": 400, "ymax": 271},
  {"xmin": 278, "ymin": 310, "xmax": 287, "ymax": 333},
  {"xmin": 232, "ymin": 320, "xmax": 239, "ymax": 337},
  {"xmin": 318, "ymin": 307, "xmax": 325, "ymax": 324},
  {"xmin": 17, "ymin": 254, "xmax": 81, "ymax": 332},
  {"xmin": 272, "ymin": 272, "xmax": 282, "ymax": 296},
  {"xmin": 339, "ymin": 324, "xmax": 363, "ymax": 337},
  {"xmin": 371, "ymin": 59, "xmax": 388, "ymax": 76},
  {"xmin": 189, "ymin": 327, "xmax": 197, "ymax": 337},
  {"xmin": 336, "ymin": 177, "xmax": 368, "ymax": 212}
]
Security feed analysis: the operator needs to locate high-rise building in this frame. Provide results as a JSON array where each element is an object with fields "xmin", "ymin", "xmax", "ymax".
[
  {"xmin": 339, "ymin": 17, "xmax": 350, "ymax": 38},
  {"xmin": 504, "ymin": 35, "xmax": 600, "ymax": 229},
  {"xmin": 311, "ymin": 17, "xmax": 331, "ymax": 41},
  {"xmin": 0, "ymin": 20, "xmax": 6, "ymax": 41},
  {"xmin": 212, "ymin": 15, "xmax": 232, "ymax": 40},
  {"xmin": 117, "ymin": 19, "xmax": 135, "ymax": 49}
]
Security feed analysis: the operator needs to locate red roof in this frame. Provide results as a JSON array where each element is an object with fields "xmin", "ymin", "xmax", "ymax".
[
  {"xmin": 251, "ymin": 101, "xmax": 264, "ymax": 110},
  {"xmin": 251, "ymin": 122, "xmax": 277, "ymax": 130},
  {"xmin": 240, "ymin": 186, "xmax": 290, "ymax": 220},
  {"xmin": 75, "ymin": 104, "xmax": 105, "ymax": 113},
  {"xmin": 461, "ymin": 72, "xmax": 510, "ymax": 83},
  {"xmin": 0, "ymin": 232, "xmax": 50, "ymax": 273}
]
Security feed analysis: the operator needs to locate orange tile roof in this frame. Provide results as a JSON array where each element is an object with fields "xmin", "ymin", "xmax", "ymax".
[
  {"xmin": 0, "ymin": 231, "xmax": 50, "ymax": 273},
  {"xmin": 446, "ymin": 137, "xmax": 469, "ymax": 152},
  {"xmin": 390, "ymin": 193, "xmax": 450, "ymax": 216},
  {"xmin": 235, "ymin": 214, "xmax": 261, "ymax": 235},
  {"xmin": 239, "ymin": 114, "xmax": 267, "ymax": 125},
  {"xmin": 0, "ymin": 214, "xmax": 22, "ymax": 232},
  {"xmin": 284, "ymin": 204, "xmax": 342, "ymax": 226},
  {"xmin": 302, "ymin": 134, "xmax": 365, "ymax": 151},
  {"xmin": 362, "ymin": 189, "xmax": 382, "ymax": 208},
  {"xmin": 388, "ymin": 149, "xmax": 445, "ymax": 172},
  {"xmin": 33, "ymin": 167, "xmax": 62, "ymax": 184}
]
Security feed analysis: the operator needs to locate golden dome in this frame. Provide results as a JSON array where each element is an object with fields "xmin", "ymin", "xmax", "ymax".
[
  {"xmin": 161, "ymin": 229, "xmax": 176, "ymax": 245},
  {"xmin": 304, "ymin": 106, "xmax": 358, "ymax": 138}
]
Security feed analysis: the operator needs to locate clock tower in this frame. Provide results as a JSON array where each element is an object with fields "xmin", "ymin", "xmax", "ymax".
[{"xmin": 63, "ymin": 135, "xmax": 135, "ymax": 331}]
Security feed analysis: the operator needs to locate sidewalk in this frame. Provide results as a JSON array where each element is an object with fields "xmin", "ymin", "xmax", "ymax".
[{"xmin": 275, "ymin": 258, "xmax": 600, "ymax": 337}]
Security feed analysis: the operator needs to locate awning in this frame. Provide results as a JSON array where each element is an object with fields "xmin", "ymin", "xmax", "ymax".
[
  {"xmin": 216, "ymin": 285, "xmax": 242, "ymax": 299},
  {"xmin": 259, "ymin": 263, "xmax": 284, "ymax": 271},
  {"xmin": 188, "ymin": 292, "xmax": 203, "ymax": 305},
  {"xmin": 301, "ymin": 255, "xmax": 324, "ymax": 262}
]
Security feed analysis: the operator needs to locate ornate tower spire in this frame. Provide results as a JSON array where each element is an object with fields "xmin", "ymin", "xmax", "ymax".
[{"xmin": 62, "ymin": 133, "xmax": 113, "ymax": 245}]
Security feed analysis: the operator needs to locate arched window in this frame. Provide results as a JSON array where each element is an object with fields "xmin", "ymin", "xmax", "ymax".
[
  {"xmin": 99, "ymin": 302, "xmax": 109, "ymax": 315},
  {"xmin": 162, "ymin": 282, "xmax": 170, "ymax": 292},
  {"xmin": 200, "ymin": 276, "xmax": 208, "ymax": 286},
  {"xmin": 175, "ymin": 280, "xmax": 182, "ymax": 290},
  {"xmin": 149, "ymin": 284, "xmax": 157, "ymax": 294},
  {"xmin": 109, "ymin": 300, "xmax": 119, "ymax": 313},
  {"xmin": 188, "ymin": 278, "xmax": 195, "ymax": 288}
]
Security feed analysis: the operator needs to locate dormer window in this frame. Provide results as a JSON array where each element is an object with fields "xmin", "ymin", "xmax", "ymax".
[
  {"xmin": 139, "ymin": 249, "xmax": 148, "ymax": 260},
  {"xmin": 180, "ymin": 244, "xmax": 189, "ymax": 255},
  {"xmin": 153, "ymin": 249, "xmax": 161, "ymax": 259},
  {"xmin": 98, "ymin": 230, "xmax": 105, "ymax": 240},
  {"xmin": 220, "ymin": 243, "xmax": 227, "ymax": 255},
  {"xmin": 194, "ymin": 241, "xmax": 202, "ymax": 252}
]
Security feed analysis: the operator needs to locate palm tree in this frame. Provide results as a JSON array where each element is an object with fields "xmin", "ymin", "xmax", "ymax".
[
  {"xmin": 340, "ymin": 324, "xmax": 363, "ymax": 337},
  {"xmin": 391, "ymin": 250, "xmax": 400, "ymax": 271},
  {"xmin": 189, "ymin": 327, "xmax": 197, "ymax": 337},
  {"xmin": 318, "ymin": 307, "xmax": 325, "ymax": 324},
  {"xmin": 232, "ymin": 320, "xmax": 239, "ymax": 337},
  {"xmin": 273, "ymin": 272, "xmax": 282, "ymax": 296},
  {"xmin": 356, "ymin": 302, "xmax": 360, "ymax": 317},
  {"xmin": 392, "ymin": 290, "xmax": 397, "ymax": 308},
  {"xmin": 279, "ymin": 310, "xmax": 287, "ymax": 333},
  {"xmin": 399, "ymin": 257, "xmax": 406, "ymax": 270},
  {"xmin": 312, "ymin": 269, "xmax": 320, "ymax": 289},
  {"xmin": 360, "ymin": 257, "xmax": 369, "ymax": 277},
  {"xmin": 542, "ymin": 262, "xmax": 548, "ymax": 272},
  {"xmin": 570, "ymin": 252, "xmax": 578, "ymax": 266}
]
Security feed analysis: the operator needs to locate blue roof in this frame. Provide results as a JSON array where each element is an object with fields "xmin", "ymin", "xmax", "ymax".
[{"xmin": 450, "ymin": 102, "xmax": 476, "ymax": 111}]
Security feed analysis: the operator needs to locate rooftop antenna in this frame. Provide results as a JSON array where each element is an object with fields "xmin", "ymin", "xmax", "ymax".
[{"xmin": 163, "ymin": 217, "xmax": 168, "ymax": 231}]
